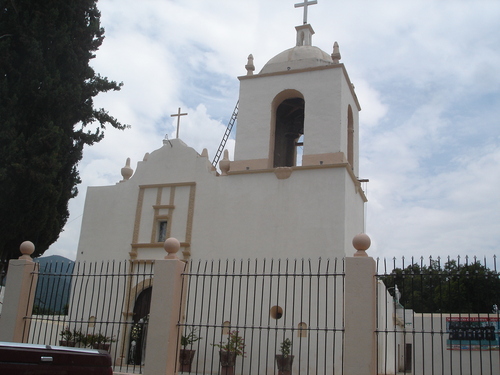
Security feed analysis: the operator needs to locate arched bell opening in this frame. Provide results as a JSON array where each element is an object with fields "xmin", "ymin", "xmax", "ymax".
[{"xmin": 273, "ymin": 97, "xmax": 305, "ymax": 168}]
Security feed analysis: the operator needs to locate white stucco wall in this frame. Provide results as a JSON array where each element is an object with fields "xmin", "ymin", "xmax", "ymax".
[
  {"xmin": 77, "ymin": 139, "xmax": 365, "ymax": 262},
  {"xmin": 376, "ymin": 280, "xmax": 398, "ymax": 374},
  {"xmin": 78, "ymin": 183, "xmax": 138, "ymax": 260},
  {"xmin": 412, "ymin": 314, "xmax": 499, "ymax": 375}
]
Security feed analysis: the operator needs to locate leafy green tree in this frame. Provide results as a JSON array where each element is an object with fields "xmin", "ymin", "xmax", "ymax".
[
  {"xmin": 0, "ymin": 0, "xmax": 127, "ymax": 275},
  {"xmin": 381, "ymin": 258, "xmax": 500, "ymax": 313}
]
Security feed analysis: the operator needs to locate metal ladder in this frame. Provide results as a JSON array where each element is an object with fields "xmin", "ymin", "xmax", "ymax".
[{"xmin": 212, "ymin": 101, "xmax": 238, "ymax": 168}]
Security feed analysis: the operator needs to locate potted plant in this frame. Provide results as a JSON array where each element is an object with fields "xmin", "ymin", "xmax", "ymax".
[
  {"xmin": 275, "ymin": 338, "xmax": 294, "ymax": 375},
  {"xmin": 88, "ymin": 333, "xmax": 115, "ymax": 352},
  {"xmin": 212, "ymin": 330, "xmax": 246, "ymax": 375},
  {"xmin": 59, "ymin": 327, "xmax": 82, "ymax": 347},
  {"xmin": 179, "ymin": 327, "xmax": 202, "ymax": 373}
]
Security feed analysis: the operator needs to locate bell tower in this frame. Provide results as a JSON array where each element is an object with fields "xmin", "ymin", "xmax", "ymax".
[{"xmin": 231, "ymin": 20, "xmax": 361, "ymax": 177}]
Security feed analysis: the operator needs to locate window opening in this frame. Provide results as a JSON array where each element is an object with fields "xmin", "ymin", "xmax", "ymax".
[
  {"xmin": 158, "ymin": 221, "xmax": 168, "ymax": 242},
  {"xmin": 295, "ymin": 134, "xmax": 304, "ymax": 166}
]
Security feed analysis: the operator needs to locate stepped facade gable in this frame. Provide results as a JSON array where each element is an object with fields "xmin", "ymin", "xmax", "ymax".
[
  {"xmin": 76, "ymin": 139, "xmax": 215, "ymax": 262},
  {"xmin": 76, "ymin": 18, "xmax": 366, "ymax": 264}
]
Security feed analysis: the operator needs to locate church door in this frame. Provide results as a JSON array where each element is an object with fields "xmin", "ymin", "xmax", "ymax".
[{"xmin": 128, "ymin": 287, "xmax": 152, "ymax": 365}]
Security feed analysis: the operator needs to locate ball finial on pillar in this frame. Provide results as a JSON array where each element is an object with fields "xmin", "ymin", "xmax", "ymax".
[
  {"xmin": 163, "ymin": 237, "xmax": 180, "ymax": 259},
  {"xmin": 352, "ymin": 233, "xmax": 371, "ymax": 257},
  {"xmin": 19, "ymin": 241, "xmax": 35, "ymax": 261}
]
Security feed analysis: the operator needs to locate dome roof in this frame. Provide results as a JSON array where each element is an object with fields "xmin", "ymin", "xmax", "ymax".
[{"xmin": 259, "ymin": 45, "xmax": 333, "ymax": 74}]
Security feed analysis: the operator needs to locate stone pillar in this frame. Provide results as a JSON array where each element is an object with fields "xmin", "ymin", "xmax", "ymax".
[
  {"xmin": 143, "ymin": 238, "xmax": 186, "ymax": 375},
  {"xmin": 0, "ymin": 241, "xmax": 39, "ymax": 343},
  {"xmin": 344, "ymin": 234, "xmax": 376, "ymax": 375}
]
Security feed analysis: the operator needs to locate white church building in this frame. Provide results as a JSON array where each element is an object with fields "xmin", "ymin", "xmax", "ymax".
[
  {"xmin": 70, "ymin": 7, "xmax": 371, "ymax": 372},
  {"xmin": 1, "ymin": 3, "xmax": 495, "ymax": 375}
]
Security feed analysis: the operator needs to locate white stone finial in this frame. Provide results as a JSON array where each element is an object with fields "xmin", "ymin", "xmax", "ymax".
[
  {"xmin": 219, "ymin": 149, "xmax": 230, "ymax": 176},
  {"xmin": 164, "ymin": 237, "xmax": 180, "ymax": 259},
  {"xmin": 120, "ymin": 157, "xmax": 133, "ymax": 181},
  {"xmin": 352, "ymin": 233, "xmax": 371, "ymax": 257},
  {"xmin": 201, "ymin": 148, "xmax": 216, "ymax": 171},
  {"xmin": 245, "ymin": 54, "xmax": 255, "ymax": 76},
  {"xmin": 19, "ymin": 241, "xmax": 35, "ymax": 261},
  {"xmin": 331, "ymin": 41, "xmax": 341, "ymax": 64},
  {"xmin": 201, "ymin": 148, "xmax": 216, "ymax": 172}
]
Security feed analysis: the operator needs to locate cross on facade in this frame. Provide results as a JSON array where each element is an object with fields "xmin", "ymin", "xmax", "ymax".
[
  {"xmin": 294, "ymin": 0, "xmax": 317, "ymax": 25},
  {"xmin": 170, "ymin": 107, "xmax": 188, "ymax": 138}
]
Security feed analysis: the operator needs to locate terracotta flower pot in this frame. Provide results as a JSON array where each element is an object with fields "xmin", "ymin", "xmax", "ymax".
[
  {"xmin": 275, "ymin": 354, "xmax": 294, "ymax": 375},
  {"xmin": 219, "ymin": 350, "xmax": 237, "ymax": 375},
  {"xmin": 179, "ymin": 349, "xmax": 196, "ymax": 372}
]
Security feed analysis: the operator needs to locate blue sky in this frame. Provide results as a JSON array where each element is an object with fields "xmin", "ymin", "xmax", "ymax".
[{"xmin": 44, "ymin": 0, "xmax": 500, "ymax": 262}]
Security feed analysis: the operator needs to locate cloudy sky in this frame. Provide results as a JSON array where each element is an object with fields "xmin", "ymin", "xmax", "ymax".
[{"xmin": 44, "ymin": 0, "xmax": 500, "ymax": 263}]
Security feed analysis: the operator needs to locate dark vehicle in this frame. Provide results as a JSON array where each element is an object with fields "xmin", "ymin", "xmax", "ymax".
[{"xmin": 0, "ymin": 341, "xmax": 113, "ymax": 374}]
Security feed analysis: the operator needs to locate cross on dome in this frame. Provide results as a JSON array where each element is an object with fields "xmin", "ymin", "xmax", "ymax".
[{"xmin": 294, "ymin": 0, "xmax": 317, "ymax": 25}]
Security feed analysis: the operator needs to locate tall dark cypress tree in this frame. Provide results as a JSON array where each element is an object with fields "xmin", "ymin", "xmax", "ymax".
[{"xmin": 0, "ymin": 0, "xmax": 127, "ymax": 275}]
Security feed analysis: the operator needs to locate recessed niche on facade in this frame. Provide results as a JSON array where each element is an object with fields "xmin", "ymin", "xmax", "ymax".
[
  {"xmin": 298, "ymin": 322, "xmax": 308, "ymax": 337},
  {"xmin": 222, "ymin": 321, "xmax": 231, "ymax": 335}
]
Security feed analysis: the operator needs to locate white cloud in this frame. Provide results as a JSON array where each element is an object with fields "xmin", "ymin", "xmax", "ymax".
[
  {"xmin": 166, "ymin": 103, "xmax": 235, "ymax": 161},
  {"xmin": 355, "ymin": 80, "xmax": 388, "ymax": 128},
  {"xmin": 366, "ymin": 139, "xmax": 500, "ymax": 260}
]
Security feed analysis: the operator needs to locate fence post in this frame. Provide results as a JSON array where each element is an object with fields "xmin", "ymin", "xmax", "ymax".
[
  {"xmin": 143, "ymin": 238, "xmax": 186, "ymax": 375},
  {"xmin": 344, "ymin": 234, "xmax": 376, "ymax": 375},
  {"xmin": 0, "ymin": 241, "xmax": 39, "ymax": 343}
]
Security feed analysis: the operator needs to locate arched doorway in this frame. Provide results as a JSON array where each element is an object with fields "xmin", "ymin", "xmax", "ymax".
[
  {"xmin": 128, "ymin": 286, "xmax": 152, "ymax": 365},
  {"xmin": 273, "ymin": 97, "xmax": 305, "ymax": 167}
]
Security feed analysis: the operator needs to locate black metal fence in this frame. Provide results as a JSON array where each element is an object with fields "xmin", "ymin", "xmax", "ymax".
[
  {"xmin": 177, "ymin": 258, "xmax": 345, "ymax": 375},
  {"xmin": 376, "ymin": 256, "xmax": 500, "ymax": 375},
  {"xmin": 17, "ymin": 255, "xmax": 500, "ymax": 375},
  {"xmin": 26, "ymin": 259, "xmax": 155, "ymax": 374}
]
